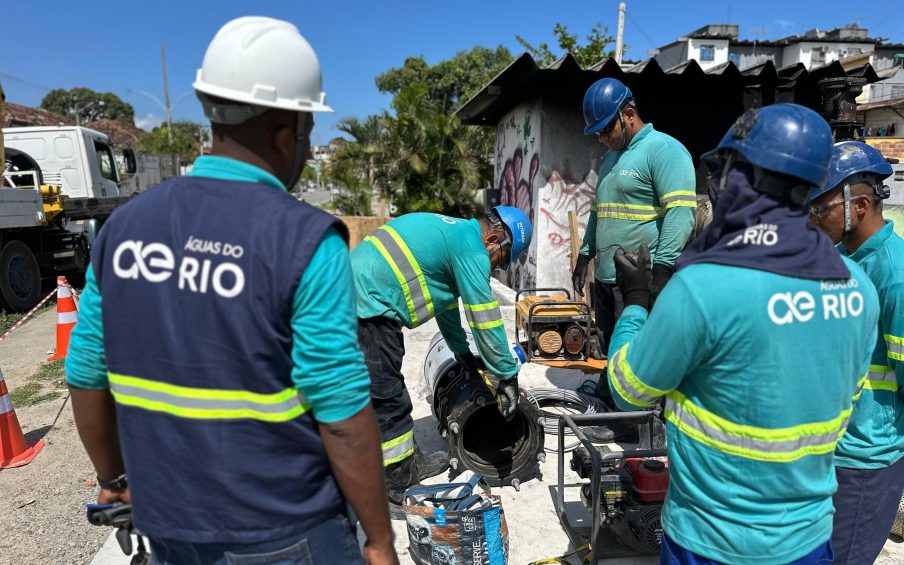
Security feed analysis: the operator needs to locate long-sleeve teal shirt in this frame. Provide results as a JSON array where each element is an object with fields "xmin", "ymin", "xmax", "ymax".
[
  {"xmin": 580, "ymin": 124, "xmax": 696, "ymax": 283},
  {"xmin": 351, "ymin": 213, "xmax": 518, "ymax": 379},
  {"xmin": 65, "ymin": 156, "xmax": 371, "ymax": 424},
  {"xmin": 606, "ymin": 261, "xmax": 879, "ymax": 564},
  {"xmin": 835, "ymin": 220, "xmax": 904, "ymax": 469}
]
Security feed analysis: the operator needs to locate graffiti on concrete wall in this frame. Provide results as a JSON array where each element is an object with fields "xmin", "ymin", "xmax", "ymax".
[
  {"xmin": 495, "ymin": 106, "xmax": 540, "ymax": 290},
  {"xmin": 537, "ymin": 169, "xmax": 597, "ymax": 271}
]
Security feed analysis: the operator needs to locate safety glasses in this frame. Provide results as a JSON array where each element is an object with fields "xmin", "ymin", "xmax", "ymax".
[{"xmin": 597, "ymin": 113, "xmax": 620, "ymax": 136}]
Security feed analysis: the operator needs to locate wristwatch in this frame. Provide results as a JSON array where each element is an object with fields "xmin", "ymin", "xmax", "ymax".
[{"xmin": 97, "ymin": 473, "xmax": 128, "ymax": 491}]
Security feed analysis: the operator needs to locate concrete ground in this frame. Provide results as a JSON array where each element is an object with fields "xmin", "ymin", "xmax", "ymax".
[{"xmin": 90, "ymin": 279, "xmax": 904, "ymax": 564}]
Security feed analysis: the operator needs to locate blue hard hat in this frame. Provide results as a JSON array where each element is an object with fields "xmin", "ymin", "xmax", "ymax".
[
  {"xmin": 702, "ymin": 103, "xmax": 833, "ymax": 188},
  {"xmin": 582, "ymin": 78, "xmax": 632, "ymax": 135},
  {"xmin": 809, "ymin": 141, "xmax": 894, "ymax": 201},
  {"xmin": 492, "ymin": 206, "xmax": 532, "ymax": 269}
]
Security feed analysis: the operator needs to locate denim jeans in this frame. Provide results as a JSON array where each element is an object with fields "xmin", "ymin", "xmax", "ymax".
[
  {"xmin": 660, "ymin": 533, "xmax": 832, "ymax": 565},
  {"xmin": 148, "ymin": 514, "xmax": 363, "ymax": 565}
]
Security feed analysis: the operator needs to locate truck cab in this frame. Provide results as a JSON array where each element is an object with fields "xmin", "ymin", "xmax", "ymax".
[{"xmin": 3, "ymin": 126, "xmax": 134, "ymax": 198}]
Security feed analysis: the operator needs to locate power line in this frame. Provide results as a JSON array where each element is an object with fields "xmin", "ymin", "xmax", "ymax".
[
  {"xmin": 0, "ymin": 70, "xmax": 53, "ymax": 93},
  {"xmin": 624, "ymin": 10, "xmax": 659, "ymax": 53}
]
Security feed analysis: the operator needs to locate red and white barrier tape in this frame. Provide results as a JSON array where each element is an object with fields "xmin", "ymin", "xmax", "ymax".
[{"xmin": 0, "ymin": 280, "xmax": 79, "ymax": 343}]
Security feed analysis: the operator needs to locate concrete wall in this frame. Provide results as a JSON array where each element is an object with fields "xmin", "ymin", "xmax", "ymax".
[
  {"xmin": 655, "ymin": 43, "xmax": 689, "ymax": 70},
  {"xmin": 493, "ymin": 99, "xmax": 601, "ymax": 293},
  {"xmin": 887, "ymin": 206, "xmax": 904, "ymax": 237},
  {"xmin": 782, "ymin": 42, "xmax": 874, "ymax": 69},
  {"xmin": 729, "ymin": 45, "xmax": 781, "ymax": 69},
  {"xmin": 862, "ymin": 109, "xmax": 904, "ymax": 141}
]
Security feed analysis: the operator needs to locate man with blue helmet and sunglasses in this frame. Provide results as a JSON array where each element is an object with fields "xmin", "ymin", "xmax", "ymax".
[
  {"xmin": 352, "ymin": 206, "xmax": 532, "ymax": 517},
  {"xmin": 573, "ymin": 78, "xmax": 697, "ymax": 360},
  {"xmin": 809, "ymin": 141, "xmax": 904, "ymax": 565}
]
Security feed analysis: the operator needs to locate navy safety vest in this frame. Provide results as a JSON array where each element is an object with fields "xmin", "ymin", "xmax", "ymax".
[{"xmin": 92, "ymin": 176, "xmax": 347, "ymax": 543}]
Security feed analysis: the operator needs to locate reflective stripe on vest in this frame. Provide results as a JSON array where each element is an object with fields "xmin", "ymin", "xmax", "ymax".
[
  {"xmin": 659, "ymin": 190, "xmax": 697, "ymax": 209},
  {"xmin": 382, "ymin": 428, "xmax": 415, "ymax": 466},
  {"xmin": 108, "ymin": 373, "xmax": 308, "ymax": 422},
  {"xmin": 886, "ymin": 333, "xmax": 904, "ymax": 362},
  {"xmin": 463, "ymin": 300, "xmax": 504, "ymax": 331},
  {"xmin": 596, "ymin": 202, "xmax": 663, "ymax": 221},
  {"xmin": 607, "ymin": 344, "xmax": 667, "ymax": 407},
  {"xmin": 664, "ymin": 388, "xmax": 857, "ymax": 463},
  {"xmin": 865, "ymin": 364, "xmax": 899, "ymax": 392},
  {"xmin": 365, "ymin": 226, "xmax": 434, "ymax": 327}
]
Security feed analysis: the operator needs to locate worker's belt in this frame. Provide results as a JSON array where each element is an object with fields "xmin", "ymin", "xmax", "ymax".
[
  {"xmin": 608, "ymin": 343, "xmax": 861, "ymax": 463},
  {"xmin": 865, "ymin": 364, "xmax": 898, "ymax": 392},
  {"xmin": 463, "ymin": 300, "xmax": 504, "ymax": 331},
  {"xmin": 886, "ymin": 333, "xmax": 904, "ymax": 361},
  {"xmin": 365, "ymin": 226, "xmax": 434, "ymax": 327},
  {"xmin": 594, "ymin": 192, "xmax": 696, "ymax": 221},
  {"xmin": 382, "ymin": 428, "xmax": 415, "ymax": 466},
  {"xmin": 108, "ymin": 373, "xmax": 308, "ymax": 422}
]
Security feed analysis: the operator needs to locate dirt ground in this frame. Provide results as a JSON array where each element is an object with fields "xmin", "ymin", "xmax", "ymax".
[{"xmin": 0, "ymin": 308, "xmax": 109, "ymax": 565}]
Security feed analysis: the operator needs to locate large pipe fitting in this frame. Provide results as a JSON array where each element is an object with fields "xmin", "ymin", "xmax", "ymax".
[{"xmin": 423, "ymin": 332, "xmax": 544, "ymax": 487}]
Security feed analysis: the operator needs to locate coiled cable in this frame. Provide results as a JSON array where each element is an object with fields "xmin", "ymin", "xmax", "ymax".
[{"xmin": 525, "ymin": 381, "xmax": 606, "ymax": 452}]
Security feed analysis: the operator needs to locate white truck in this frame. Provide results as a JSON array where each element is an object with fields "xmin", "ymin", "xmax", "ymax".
[{"xmin": 1, "ymin": 125, "xmax": 137, "ymax": 311}]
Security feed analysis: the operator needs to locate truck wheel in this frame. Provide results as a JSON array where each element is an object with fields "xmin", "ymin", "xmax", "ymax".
[{"xmin": 0, "ymin": 241, "xmax": 42, "ymax": 313}]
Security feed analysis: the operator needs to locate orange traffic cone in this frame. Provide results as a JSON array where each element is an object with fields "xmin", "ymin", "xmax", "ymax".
[
  {"xmin": 0, "ymin": 368, "xmax": 45, "ymax": 468},
  {"xmin": 48, "ymin": 276, "xmax": 77, "ymax": 361}
]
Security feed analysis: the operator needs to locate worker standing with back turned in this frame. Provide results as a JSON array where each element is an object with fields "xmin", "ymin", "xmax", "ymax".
[
  {"xmin": 606, "ymin": 104, "xmax": 879, "ymax": 564},
  {"xmin": 65, "ymin": 17, "xmax": 397, "ymax": 565},
  {"xmin": 572, "ymin": 78, "xmax": 697, "ymax": 355},
  {"xmin": 352, "ymin": 208, "xmax": 532, "ymax": 517},
  {"xmin": 809, "ymin": 141, "xmax": 904, "ymax": 565}
]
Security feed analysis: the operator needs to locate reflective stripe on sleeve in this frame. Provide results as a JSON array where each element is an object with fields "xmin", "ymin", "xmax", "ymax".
[
  {"xmin": 596, "ymin": 203, "xmax": 663, "ymax": 221},
  {"xmin": 606, "ymin": 343, "xmax": 667, "ymax": 407},
  {"xmin": 885, "ymin": 334, "xmax": 904, "ymax": 361},
  {"xmin": 864, "ymin": 365, "xmax": 898, "ymax": 392},
  {"xmin": 659, "ymin": 190, "xmax": 697, "ymax": 209},
  {"xmin": 108, "ymin": 373, "xmax": 308, "ymax": 422},
  {"xmin": 463, "ymin": 301, "xmax": 504, "ymax": 331},
  {"xmin": 664, "ymin": 390, "xmax": 853, "ymax": 463},
  {"xmin": 382, "ymin": 429, "xmax": 415, "ymax": 466},
  {"xmin": 365, "ymin": 226, "xmax": 434, "ymax": 326}
]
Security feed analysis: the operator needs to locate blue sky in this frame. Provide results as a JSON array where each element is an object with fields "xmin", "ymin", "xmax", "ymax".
[{"xmin": 2, "ymin": 1, "xmax": 902, "ymax": 145}]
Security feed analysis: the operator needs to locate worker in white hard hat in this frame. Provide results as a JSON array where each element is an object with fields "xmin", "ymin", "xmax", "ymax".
[{"xmin": 66, "ymin": 17, "xmax": 398, "ymax": 565}]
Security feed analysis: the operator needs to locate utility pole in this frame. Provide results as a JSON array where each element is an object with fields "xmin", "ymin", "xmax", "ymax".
[
  {"xmin": 615, "ymin": 2, "xmax": 626, "ymax": 65},
  {"xmin": 161, "ymin": 44, "xmax": 174, "ymax": 144}
]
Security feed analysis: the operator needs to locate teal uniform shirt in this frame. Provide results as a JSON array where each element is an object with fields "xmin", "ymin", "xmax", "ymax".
[
  {"xmin": 351, "ymin": 213, "xmax": 518, "ymax": 379},
  {"xmin": 580, "ymin": 124, "xmax": 697, "ymax": 283},
  {"xmin": 835, "ymin": 220, "xmax": 904, "ymax": 469},
  {"xmin": 607, "ymin": 261, "xmax": 879, "ymax": 564},
  {"xmin": 65, "ymin": 156, "xmax": 371, "ymax": 424}
]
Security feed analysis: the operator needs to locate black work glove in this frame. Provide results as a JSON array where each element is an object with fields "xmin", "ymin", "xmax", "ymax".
[
  {"xmin": 614, "ymin": 244, "xmax": 652, "ymax": 310},
  {"xmin": 496, "ymin": 376, "xmax": 519, "ymax": 421},
  {"xmin": 651, "ymin": 263, "xmax": 674, "ymax": 302},
  {"xmin": 455, "ymin": 351, "xmax": 484, "ymax": 376},
  {"xmin": 572, "ymin": 254, "xmax": 592, "ymax": 297}
]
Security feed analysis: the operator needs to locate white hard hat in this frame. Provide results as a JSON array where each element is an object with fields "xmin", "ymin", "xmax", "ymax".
[{"xmin": 194, "ymin": 16, "xmax": 333, "ymax": 115}]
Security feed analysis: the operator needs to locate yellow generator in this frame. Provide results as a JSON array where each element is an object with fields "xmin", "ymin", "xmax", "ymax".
[{"xmin": 515, "ymin": 288, "xmax": 603, "ymax": 365}]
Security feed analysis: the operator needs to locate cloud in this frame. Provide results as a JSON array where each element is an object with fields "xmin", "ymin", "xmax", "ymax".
[
  {"xmin": 135, "ymin": 113, "xmax": 163, "ymax": 131},
  {"xmin": 774, "ymin": 19, "xmax": 795, "ymax": 30}
]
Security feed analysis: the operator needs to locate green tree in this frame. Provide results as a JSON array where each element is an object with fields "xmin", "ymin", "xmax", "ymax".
[
  {"xmin": 40, "ymin": 88, "xmax": 135, "ymax": 125},
  {"xmin": 137, "ymin": 121, "xmax": 209, "ymax": 163},
  {"xmin": 516, "ymin": 22, "xmax": 618, "ymax": 68},
  {"xmin": 375, "ymin": 46, "xmax": 513, "ymax": 113}
]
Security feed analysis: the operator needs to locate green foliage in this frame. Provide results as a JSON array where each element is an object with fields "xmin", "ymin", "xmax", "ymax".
[
  {"xmin": 516, "ymin": 22, "xmax": 617, "ymax": 68},
  {"xmin": 41, "ymin": 87, "xmax": 135, "ymax": 124},
  {"xmin": 375, "ymin": 46, "xmax": 513, "ymax": 113},
  {"xmin": 9, "ymin": 359, "xmax": 66, "ymax": 408},
  {"xmin": 137, "ymin": 121, "xmax": 209, "ymax": 163}
]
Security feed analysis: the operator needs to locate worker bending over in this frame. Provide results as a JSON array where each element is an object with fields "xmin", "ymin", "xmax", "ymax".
[{"xmin": 352, "ymin": 208, "xmax": 532, "ymax": 516}]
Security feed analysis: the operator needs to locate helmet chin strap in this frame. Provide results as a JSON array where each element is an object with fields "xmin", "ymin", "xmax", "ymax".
[
  {"xmin": 286, "ymin": 112, "xmax": 309, "ymax": 191},
  {"xmin": 617, "ymin": 111, "xmax": 628, "ymax": 150},
  {"xmin": 842, "ymin": 182, "xmax": 853, "ymax": 238}
]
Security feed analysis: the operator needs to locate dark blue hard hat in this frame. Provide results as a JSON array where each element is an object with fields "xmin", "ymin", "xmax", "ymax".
[
  {"xmin": 582, "ymin": 78, "xmax": 632, "ymax": 135},
  {"xmin": 702, "ymin": 103, "xmax": 834, "ymax": 188},
  {"xmin": 810, "ymin": 141, "xmax": 894, "ymax": 201},
  {"xmin": 492, "ymin": 206, "xmax": 533, "ymax": 269}
]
